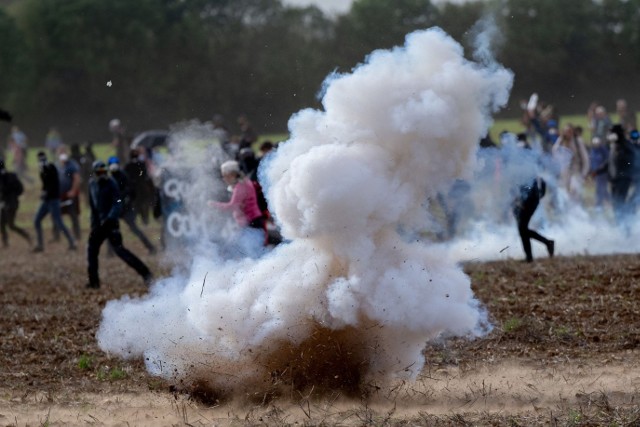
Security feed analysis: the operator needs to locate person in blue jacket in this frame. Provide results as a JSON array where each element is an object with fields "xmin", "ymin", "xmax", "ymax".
[{"xmin": 86, "ymin": 160, "xmax": 152, "ymax": 289}]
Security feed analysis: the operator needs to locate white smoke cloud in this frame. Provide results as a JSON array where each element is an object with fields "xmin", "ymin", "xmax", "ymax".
[{"xmin": 97, "ymin": 27, "xmax": 513, "ymax": 395}]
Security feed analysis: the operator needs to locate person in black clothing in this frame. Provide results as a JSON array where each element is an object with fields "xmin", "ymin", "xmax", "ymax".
[
  {"xmin": 608, "ymin": 124, "xmax": 635, "ymax": 224},
  {"xmin": 511, "ymin": 140, "xmax": 554, "ymax": 262},
  {"xmin": 124, "ymin": 149, "xmax": 155, "ymax": 225},
  {"xmin": 513, "ymin": 177, "xmax": 555, "ymax": 262},
  {"xmin": 33, "ymin": 151, "xmax": 76, "ymax": 252},
  {"xmin": 590, "ymin": 124, "xmax": 636, "ymax": 225},
  {"xmin": 108, "ymin": 156, "xmax": 157, "ymax": 254},
  {"xmin": 0, "ymin": 158, "xmax": 31, "ymax": 247},
  {"xmin": 513, "ymin": 176, "xmax": 554, "ymax": 263},
  {"xmin": 86, "ymin": 160, "xmax": 152, "ymax": 289}
]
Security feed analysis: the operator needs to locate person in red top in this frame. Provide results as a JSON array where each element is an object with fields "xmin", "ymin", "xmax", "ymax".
[{"xmin": 208, "ymin": 160, "xmax": 266, "ymax": 242}]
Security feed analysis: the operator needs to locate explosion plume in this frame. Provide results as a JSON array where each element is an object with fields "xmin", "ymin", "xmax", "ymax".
[{"xmin": 97, "ymin": 28, "xmax": 513, "ymax": 399}]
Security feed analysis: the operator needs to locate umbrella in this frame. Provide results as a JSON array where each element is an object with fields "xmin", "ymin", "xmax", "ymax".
[{"xmin": 131, "ymin": 130, "xmax": 168, "ymax": 150}]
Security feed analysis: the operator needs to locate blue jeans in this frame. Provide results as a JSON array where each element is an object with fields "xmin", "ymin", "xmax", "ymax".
[{"xmin": 34, "ymin": 199, "xmax": 75, "ymax": 248}]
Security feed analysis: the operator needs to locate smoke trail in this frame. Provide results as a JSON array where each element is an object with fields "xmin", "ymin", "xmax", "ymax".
[{"xmin": 97, "ymin": 28, "xmax": 513, "ymax": 397}]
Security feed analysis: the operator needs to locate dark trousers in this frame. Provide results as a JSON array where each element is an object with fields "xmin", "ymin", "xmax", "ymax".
[
  {"xmin": 122, "ymin": 209, "xmax": 156, "ymax": 252},
  {"xmin": 87, "ymin": 220, "xmax": 150, "ymax": 286},
  {"xmin": 611, "ymin": 178, "xmax": 632, "ymax": 224},
  {"xmin": 514, "ymin": 198, "xmax": 551, "ymax": 262},
  {"xmin": 1, "ymin": 202, "xmax": 31, "ymax": 246},
  {"xmin": 249, "ymin": 216, "xmax": 269, "ymax": 245}
]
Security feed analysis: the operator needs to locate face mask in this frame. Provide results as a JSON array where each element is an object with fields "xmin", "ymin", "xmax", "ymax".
[{"xmin": 607, "ymin": 133, "xmax": 619, "ymax": 143}]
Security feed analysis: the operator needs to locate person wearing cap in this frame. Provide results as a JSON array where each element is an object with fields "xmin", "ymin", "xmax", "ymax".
[
  {"xmin": 207, "ymin": 160, "xmax": 266, "ymax": 242},
  {"xmin": 0, "ymin": 157, "xmax": 31, "ymax": 247},
  {"xmin": 32, "ymin": 151, "xmax": 76, "ymax": 252},
  {"xmin": 86, "ymin": 160, "xmax": 152, "ymax": 289},
  {"xmin": 108, "ymin": 156, "xmax": 157, "ymax": 255}
]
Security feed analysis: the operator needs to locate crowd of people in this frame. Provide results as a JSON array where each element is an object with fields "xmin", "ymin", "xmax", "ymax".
[
  {"xmin": 438, "ymin": 95, "xmax": 640, "ymax": 262},
  {"xmin": 0, "ymin": 113, "xmax": 280, "ymax": 288},
  {"xmin": 521, "ymin": 97, "xmax": 639, "ymax": 228},
  {"xmin": 2, "ymin": 99, "xmax": 640, "ymax": 285}
]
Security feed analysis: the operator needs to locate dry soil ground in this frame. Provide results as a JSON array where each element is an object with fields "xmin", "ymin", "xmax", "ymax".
[{"xmin": 2, "ymin": 233, "xmax": 640, "ymax": 426}]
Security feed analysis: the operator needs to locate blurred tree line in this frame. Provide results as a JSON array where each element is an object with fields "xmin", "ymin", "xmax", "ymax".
[{"xmin": 1, "ymin": 0, "xmax": 640, "ymax": 143}]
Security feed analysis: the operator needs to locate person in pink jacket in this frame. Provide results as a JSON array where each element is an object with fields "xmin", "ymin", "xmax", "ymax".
[{"xmin": 208, "ymin": 160, "xmax": 266, "ymax": 241}]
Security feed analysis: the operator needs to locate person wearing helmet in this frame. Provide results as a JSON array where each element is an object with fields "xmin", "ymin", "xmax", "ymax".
[
  {"xmin": 107, "ymin": 156, "xmax": 157, "ymax": 254},
  {"xmin": 32, "ymin": 151, "xmax": 76, "ymax": 252},
  {"xmin": 86, "ymin": 159, "xmax": 152, "ymax": 289}
]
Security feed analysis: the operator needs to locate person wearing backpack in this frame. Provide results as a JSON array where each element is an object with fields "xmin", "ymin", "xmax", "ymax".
[{"xmin": 0, "ymin": 157, "xmax": 31, "ymax": 247}]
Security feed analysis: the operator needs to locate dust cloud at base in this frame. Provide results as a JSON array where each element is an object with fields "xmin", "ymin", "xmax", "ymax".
[{"xmin": 97, "ymin": 27, "xmax": 513, "ymax": 396}]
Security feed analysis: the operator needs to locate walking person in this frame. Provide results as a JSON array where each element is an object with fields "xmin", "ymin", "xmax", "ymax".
[
  {"xmin": 511, "ymin": 144, "xmax": 554, "ymax": 262},
  {"xmin": 32, "ymin": 151, "xmax": 76, "ymax": 252},
  {"xmin": 54, "ymin": 151, "xmax": 82, "ymax": 240},
  {"xmin": 0, "ymin": 157, "xmax": 31, "ymax": 247},
  {"xmin": 86, "ymin": 160, "xmax": 152, "ymax": 289},
  {"xmin": 108, "ymin": 156, "xmax": 157, "ymax": 254}
]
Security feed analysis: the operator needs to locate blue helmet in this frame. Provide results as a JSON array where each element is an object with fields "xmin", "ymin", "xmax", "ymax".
[{"xmin": 107, "ymin": 156, "xmax": 120, "ymax": 165}]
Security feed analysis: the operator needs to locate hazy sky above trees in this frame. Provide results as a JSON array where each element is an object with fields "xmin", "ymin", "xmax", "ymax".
[{"xmin": 282, "ymin": 0, "xmax": 473, "ymax": 15}]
